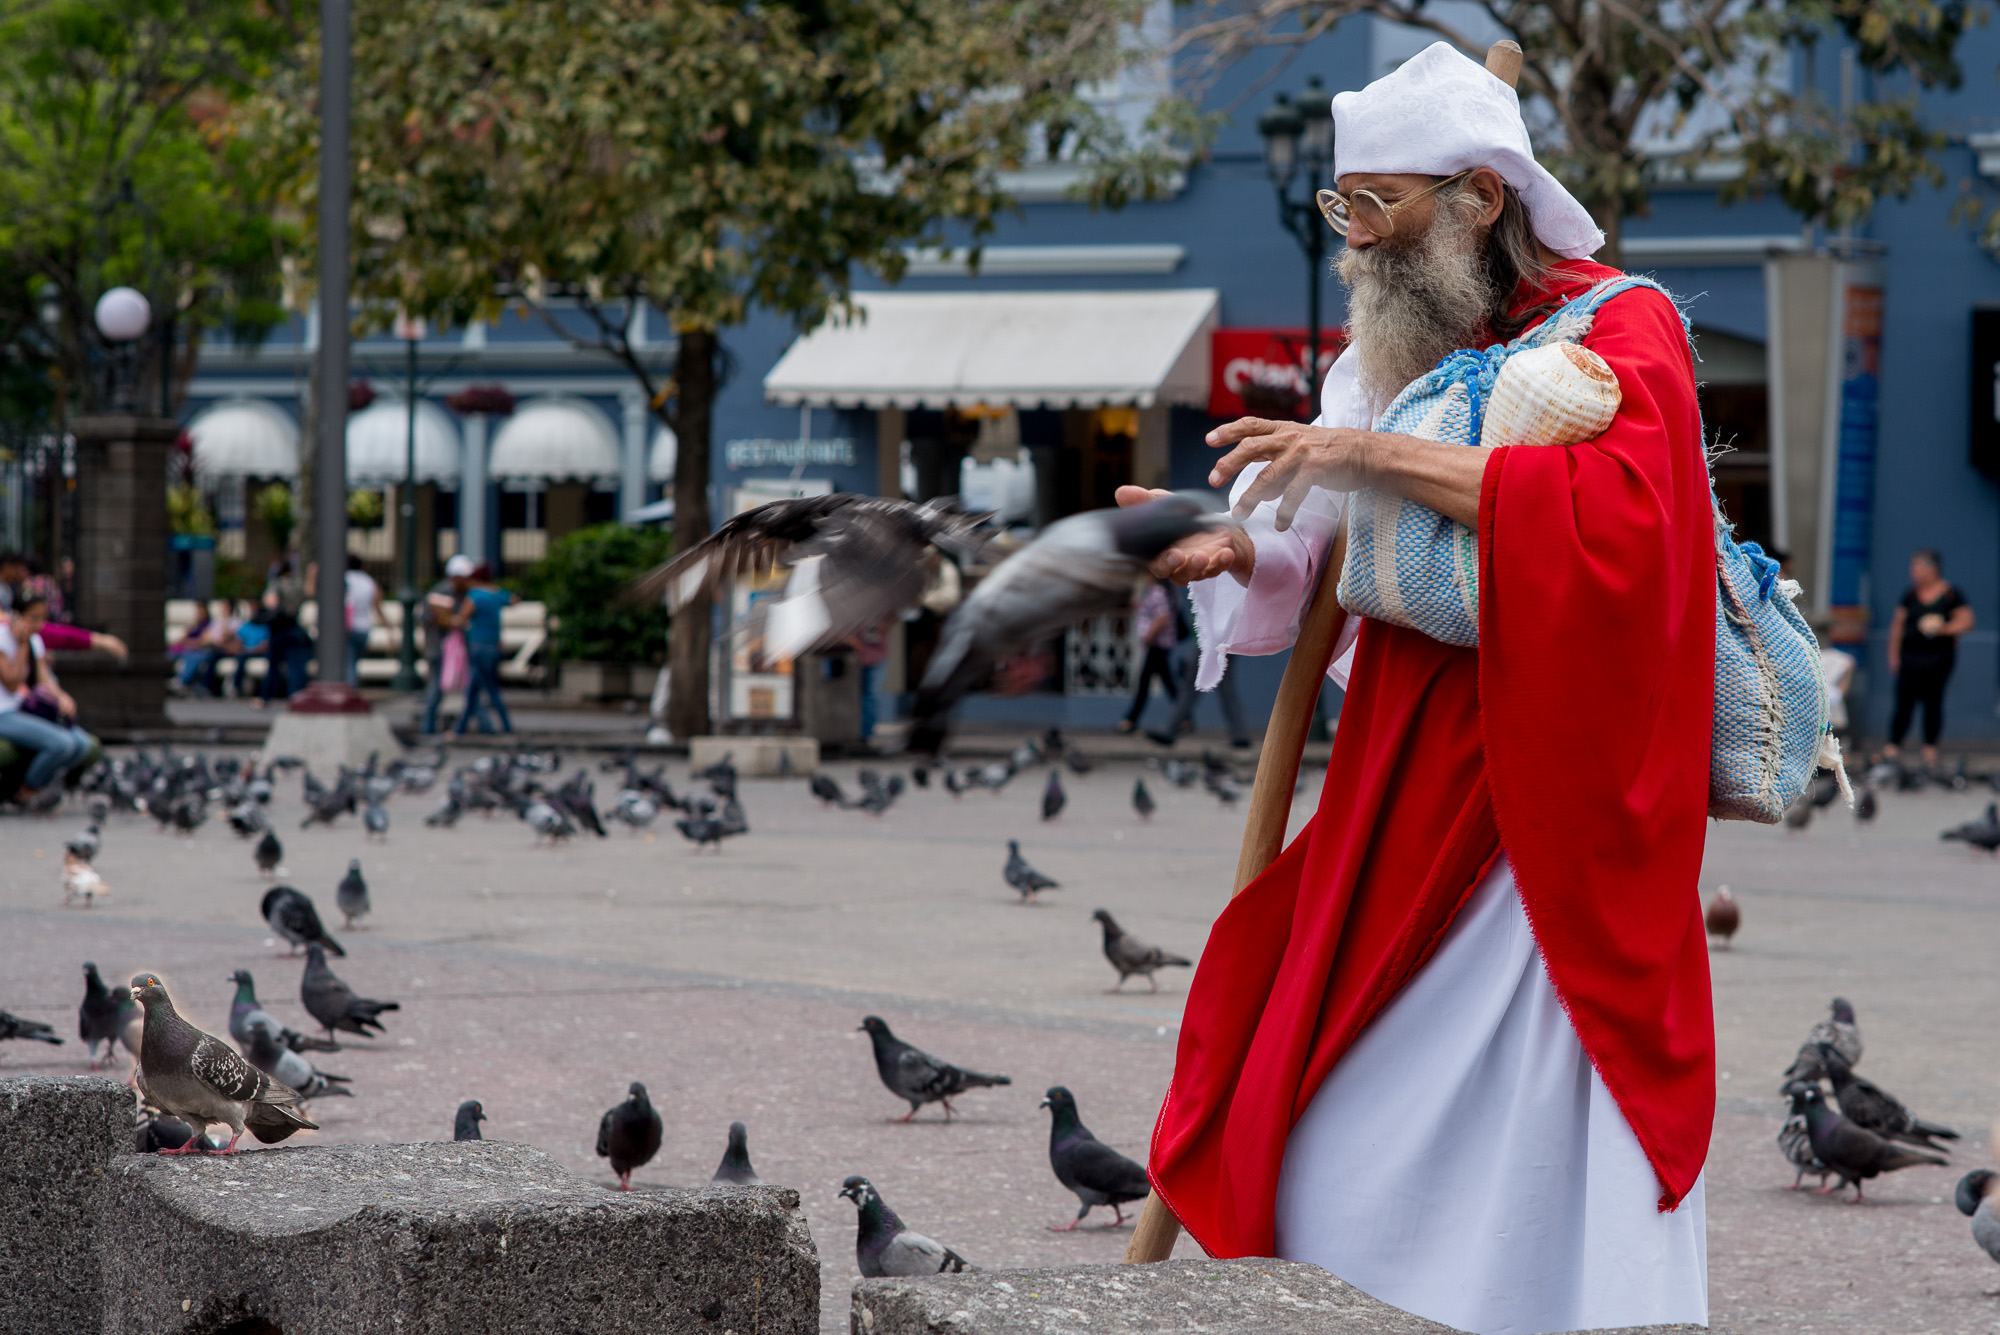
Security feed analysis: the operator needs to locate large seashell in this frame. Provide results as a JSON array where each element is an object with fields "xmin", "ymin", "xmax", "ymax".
[{"xmin": 1478, "ymin": 341, "xmax": 1621, "ymax": 449}]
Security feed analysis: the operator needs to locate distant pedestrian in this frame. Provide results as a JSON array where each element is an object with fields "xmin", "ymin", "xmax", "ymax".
[
  {"xmin": 849, "ymin": 618, "xmax": 890, "ymax": 745},
  {"xmin": 1150, "ymin": 588, "xmax": 1249, "ymax": 749},
  {"xmin": 421, "ymin": 555, "xmax": 476, "ymax": 734},
  {"xmin": 452, "ymin": 563, "xmax": 513, "ymax": 735},
  {"xmin": 1118, "ymin": 580, "xmax": 1180, "ymax": 734},
  {"xmin": 343, "ymin": 555, "xmax": 383, "ymax": 686},
  {"xmin": 257, "ymin": 559, "xmax": 311, "ymax": 704},
  {"xmin": 1886, "ymin": 547, "xmax": 1973, "ymax": 771}
]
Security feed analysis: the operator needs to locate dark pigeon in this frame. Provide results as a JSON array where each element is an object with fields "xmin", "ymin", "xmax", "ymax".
[
  {"xmin": 839, "ymin": 1176, "xmax": 974, "ymax": 1276},
  {"xmin": 227, "ymin": 970, "xmax": 339, "ymax": 1053},
  {"xmin": 859, "ymin": 1015, "xmax": 1010, "ymax": 1121},
  {"xmin": 1041, "ymin": 770, "xmax": 1066, "ymax": 822},
  {"xmin": 336, "ymin": 860, "xmax": 370, "ymax": 928},
  {"xmin": 300, "ymin": 944, "xmax": 399, "ymax": 1038},
  {"xmin": 454, "ymin": 1099, "xmax": 487, "ymax": 1141},
  {"xmin": 1777, "ymin": 1082, "xmax": 1831, "ymax": 1190},
  {"xmin": 136, "ymin": 1111, "xmax": 201, "ymax": 1154},
  {"xmin": 709, "ymin": 1121, "xmax": 761, "ymax": 1186},
  {"xmin": 1943, "ymin": 803, "xmax": 2000, "ymax": 853},
  {"xmin": 1040, "ymin": 1086, "xmax": 1152, "ymax": 1229},
  {"xmin": 1855, "ymin": 784, "xmax": 1878, "ymax": 822},
  {"xmin": 1704, "ymin": 886, "xmax": 1739, "ymax": 947},
  {"xmin": 262, "ymin": 885, "xmax": 344, "ymax": 957},
  {"xmin": 243, "ymin": 1019, "xmax": 353, "ymax": 1100},
  {"xmin": 596, "ymin": 1081, "xmax": 664, "ymax": 1190},
  {"xmin": 1817, "ymin": 1044, "xmax": 1958, "ymax": 1151},
  {"xmin": 1003, "ymin": 839, "xmax": 1058, "ymax": 904},
  {"xmin": 812, "ymin": 774, "xmax": 849, "ymax": 808},
  {"xmin": 1794, "ymin": 1084, "xmax": 1945, "ymax": 1201},
  {"xmin": 1780, "ymin": 997, "xmax": 1862, "ymax": 1089},
  {"xmin": 254, "ymin": 829, "xmax": 283, "ymax": 877},
  {"xmin": 1956, "ymin": 1170, "xmax": 2000, "ymax": 1270},
  {"xmin": 79, "ymin": 961, "xmax": 137, "ymax": 1068},
  {"xmin": 130, "ymin": 972, "xmax": 317, "ymax": 1152},
  {"xmin": 1132, "ymin": 778, "xmax": 1155, "ymax": 821},
  {"xmin": 1091, "ymin": 910, "xmax": 1192, "ymax": 993},
  {"xmin": 67, "ymin": 823, "xmax": 101, "ymax": 862},
  {"xmin": 0, "ymin": 1008, "xmax": 62, "ymax": 1048}
]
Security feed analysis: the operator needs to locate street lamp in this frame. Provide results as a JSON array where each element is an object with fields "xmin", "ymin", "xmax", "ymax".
[
  {"xmin": 1257, "ymin": 76, "xmax": 1337, "ymax": 415},
  {"xmin": 390, "ymin": 311, "xmax": 427, "ymax": 692},
  {"xmin": 94, "ymin": 287, "xmax": 152, "ymax": 411}
]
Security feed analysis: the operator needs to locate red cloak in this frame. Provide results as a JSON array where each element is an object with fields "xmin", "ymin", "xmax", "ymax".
[{"xmin": 1149, "ymin": 260, "xmax": 1716, "ymax": 1259}]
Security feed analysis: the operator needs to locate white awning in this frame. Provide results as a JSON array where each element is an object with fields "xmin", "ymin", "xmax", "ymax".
[
  {"xmin": 186, "ymin": 398, "xmax": 299, "ymax": 478},
  {"xmin": 763, "ymin": 289, "xmax": 1221, "ymax": 410},
  {"xmin": 347, "ymin": 399, "xmax": 461, "ymax": 485},
  {"xmin": 488, "ymin": 397, "xmax": 620, "ymax": 481},
  {"xmin": 649, "ymin": 424, "xmax": 677, "ymax": 482}
]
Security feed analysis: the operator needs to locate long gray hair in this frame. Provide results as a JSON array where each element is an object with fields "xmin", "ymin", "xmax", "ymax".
[{"xmin": 1439, "ymin": 177, "xmax": 1553, "ymax": 341}]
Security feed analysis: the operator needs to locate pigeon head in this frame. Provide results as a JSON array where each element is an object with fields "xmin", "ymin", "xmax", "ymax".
[
  {"xmin": 728, "ymin": 1121, "xmax": 749, "ymax": 1152},
  {"xmin": 1090, "ymin": 909, "xmax": 1118, "ymax": 931},
  {"xmin": 348, "ymin": 859, "xmax": 361, "ymax": 872},
  {"xmin": 83, "ymin": 961, "xmax": 104, "ymax": 987},
  {"xmin": 1102, "ymin": 491, "xmax": 1237, "ymax": 560},
  {"xmin": 229, "ymin": 969, "xmax": 255, "ymax": 989},
  {"xmin": 1829, "ymin": 997, "xmax": 1856, "ymax": 1024},
  {"xmin": 838, "ymin": 1175, "xmax": 876, "ymax": 1205},
  {"xmin": 1040, "ymin": 1086, "xmax": 1078, "ymax": 1114},
  {"xmin": 129, "ymin": 973, "xmax": 171, "ymax": 1008},
  {"xmin": 627, "ymin": 1081, "xmax": 650, "ymax": 1104},
  {"xmin": 1957, "ymin": 1169, "xmax": 1997, "ymax": 1217},
  {"xmin": 858, "ymin": 1016, "xmax": 891, "ymax": 1038},
  {"xmin": 305, "ymin": 944, "xmax": 327, "ymax": 967}
]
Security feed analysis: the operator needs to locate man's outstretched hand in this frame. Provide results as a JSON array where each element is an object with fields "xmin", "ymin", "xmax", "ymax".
[{"xmin": 1114, "ymin": 485, "xmax": 1255, "ymax": 586}]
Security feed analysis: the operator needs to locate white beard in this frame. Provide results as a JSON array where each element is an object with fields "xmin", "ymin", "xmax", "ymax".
[{"xmin": 1336, "ymin": 203, "xmax": 1496, "ymax": 410}]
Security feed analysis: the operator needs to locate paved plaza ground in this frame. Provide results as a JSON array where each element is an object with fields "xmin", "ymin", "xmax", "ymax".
[{"xmin": 4, "ymin": 743, "xmax": 2000, "ymax": 1333}]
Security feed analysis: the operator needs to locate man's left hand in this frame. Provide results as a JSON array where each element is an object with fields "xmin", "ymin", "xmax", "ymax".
[{"xmin": 1205, "ymin": 418, "xmax": 1372, "ymax": 532}]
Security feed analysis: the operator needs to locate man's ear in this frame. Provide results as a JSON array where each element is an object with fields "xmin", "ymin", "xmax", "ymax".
[{"xmin": 1467, "ymin": 167, "xmax": 1507, "ymax": 228}]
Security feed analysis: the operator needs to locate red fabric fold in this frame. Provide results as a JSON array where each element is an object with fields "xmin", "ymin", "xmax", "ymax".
[{"xmin": 1149, "ymin": 260, "xmax": 1715, "ymax": 1259}]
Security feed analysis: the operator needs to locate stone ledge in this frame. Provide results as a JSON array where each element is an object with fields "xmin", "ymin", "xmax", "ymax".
[
  {"xmin": 849, "ymin": 1260, "xmax": 1709, "ymax": 1335},
  {"xmin": 0, "ymin": 1075, "xmax": 133, "ymax": 1335}
]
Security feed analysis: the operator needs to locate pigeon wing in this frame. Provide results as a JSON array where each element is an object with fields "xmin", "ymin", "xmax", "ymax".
[
  {"xmin": 1058, "ymin": 1137, "xmax": 1152, "ymax": 1201},
  {"xmin": 878, "ymin": 1229, "xmax": 963, "ymax": 1277},
  {"xmin": 190, "ymin": 1032, "xmax": 296, "ymax": 1108},
  {"xmin": 893, "ymin": 1046, "xmax": 957, "ymax": 1102}
]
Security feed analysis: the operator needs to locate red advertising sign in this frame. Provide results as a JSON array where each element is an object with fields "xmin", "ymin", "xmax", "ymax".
[{"xmin": 1209, "ymin": 327, "xmax": 1348, "ymax": 420}]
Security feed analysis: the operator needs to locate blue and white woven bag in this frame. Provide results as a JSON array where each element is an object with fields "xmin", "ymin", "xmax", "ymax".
[{"xmin": 1336, "ymin": 275, "xmax": 1843, "ymax": 823}]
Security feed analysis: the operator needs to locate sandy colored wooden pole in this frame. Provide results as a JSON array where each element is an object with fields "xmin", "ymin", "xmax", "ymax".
[{"xmin": 1124, "ymin": 527, "xmax": 1349, "ymax": 1264}]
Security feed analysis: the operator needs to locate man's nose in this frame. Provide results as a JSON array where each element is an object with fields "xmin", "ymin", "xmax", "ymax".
[{"xmin": 1344, "ymin": 221, "xmax": 1381, "ymax": 248}]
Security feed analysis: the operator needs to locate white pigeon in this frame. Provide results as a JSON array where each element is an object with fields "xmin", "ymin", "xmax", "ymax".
[{"xmin": 61, "ymin": 852, "xmax": 108, "ymax": 907}]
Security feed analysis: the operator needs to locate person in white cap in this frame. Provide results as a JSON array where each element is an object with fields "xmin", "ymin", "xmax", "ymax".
[
  {"xmin": 1136, "ymin": 43, "xmax": 1713, "ymax": 1334},
  {"xmin": 419, "ymin": 554, "xmax": 479, "ymax": 734}
]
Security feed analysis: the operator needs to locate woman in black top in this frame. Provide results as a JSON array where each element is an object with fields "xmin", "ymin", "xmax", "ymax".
[{"xmin": 1886, "ymin": 548, "xmax": 1975, "ymax": 770}]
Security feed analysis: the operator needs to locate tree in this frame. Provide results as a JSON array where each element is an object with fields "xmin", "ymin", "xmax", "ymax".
[
  {"xmin": 1171, "ymin": 0, "xmax": 1971, "ymax": 260},
  {"xmin": 239, "ymin": 0, "xmax": 1183, "ymax": 739},
  {"xmin": 0, "ymin": 0, "xmax": 295, "ymax": 422}
]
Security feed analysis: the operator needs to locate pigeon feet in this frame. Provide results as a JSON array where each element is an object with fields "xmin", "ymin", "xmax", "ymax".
[
  {"xmin": 156, "ymin": 1139, "xmax": 206, "ymax": 1156},
  {"xmin": 1047, "ymin": 1220, "xmax": 1084, "ymax": 1232}
]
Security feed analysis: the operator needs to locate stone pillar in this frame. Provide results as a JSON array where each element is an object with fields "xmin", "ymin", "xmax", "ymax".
[
  {"xmin": 69, "ymin": 414, "xmax": 174, "ymax": 730},
  {"xmin": 0, "ymin": 1075, "xmax": 132, "ymax": 1335},
  {"xmin": 621, "ymin": 389, "xmax": 648, "ymax": 519},
  {"xmin": 459, "ymin": 412, "xmax": 488, "ymax": 565}
]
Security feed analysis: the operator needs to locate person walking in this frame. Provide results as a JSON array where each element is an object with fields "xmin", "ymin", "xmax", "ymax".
[
  {"xmin": 343, "ymin": 555, "xmax": 384, "ymax": 686},
  {"xmin": 1885, "ymin": 547, "xmax": 1974, "ymax": 771},
  {"xmin": 421, "ymin": 555, "xmax": 475, "ymax": 734},
  {"xmin": 452, "ymin": 563, "xmax": 514, "ymax": 735},
  {"xmin": 1117, "ymin": 579, "xmax": 1180, "ymax": 734},
  {"xmin": 1148, "ymin": 585, "xmax": 1250, "ymax": 748}
]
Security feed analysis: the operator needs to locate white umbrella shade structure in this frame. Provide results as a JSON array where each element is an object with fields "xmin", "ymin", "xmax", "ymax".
[
  {"xmin": 649, "ymin": 423, "xmax": 677, "ymax": 483},
  {"xmin": 185, "ymin": 398, "xmax": 300, "ymax": 478},
  {"xmin": 347, "ymin": 398, "xmax": 461, "ymax": 485},
  {"xmin": 488, "ymin": 396, "xmax": 621, "ymax": 481}
]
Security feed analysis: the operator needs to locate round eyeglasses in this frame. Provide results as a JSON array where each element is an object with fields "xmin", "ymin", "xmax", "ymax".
[{"xmin": 1316, "ymin": 170, "xmax": 1474, "ymax": 237}]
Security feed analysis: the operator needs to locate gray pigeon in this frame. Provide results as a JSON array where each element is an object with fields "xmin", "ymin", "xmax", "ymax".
[
  {"xmin": 254, "ymin": 829, "xmax": 283, "ymax": 876},
  {"xmin": 1780, "ymin": 997, "xmax": 1862, "ymax": 1089},
  {"xmin": 336, "ymin": 860, "xmax": 370, "ymax": 928},
  {"xmin": 262, "ymin": 885, "xmax": 344, "ymax": 957},
  {"xmin": 454, "ymin": 1099, "xmax": 487, "ymax": 1141},
  {"xmin": 839, "ymin": 1176, "xmax": 974, "ymax": 1276},
  {"xmin": 1777, "ymin": 1083, "xmax": 1831, "ymax": 1190},
  {"xmin": 1091, "ymin": 909, "xmax": 1192, "ymax": 993},
  {"xmin": 859, "ymin": 1015, "xmax": 1010, "ymax": 1121},
  {"xmin": 0, "ymin": 1008, "xmax": 62, "ymax": 1049},
  {"xmin": 596, "ymin": 1081, "xmax": 664, "ymax": 1190},
  {"xmin": 1956, "ymin": 1170, "xmax": 2000, "ymax": 1271},
  {"xmin": 1132, "ymin": 778, "xmax": 1155, "ymax": 820},
  {"xmin": 1040, "ymin": 1086, "xmax": 1152, "ymax": 1229},
  {"xmin": 1817, "ymin": 1043, "xmax": 1958, "ymax": 1151},
  {"xmin": 227, "ymin": 970, "xmax": 339, "ymax": 1053},
  {"xmin": 129, "ymin": 972, "xmax": 317, "ymax": 1152},
  {"xmin": 1003, "ymin": 839, "xmax": 1058, "ymax": 903},
  {"xmin": 1041, "ymin": 770, "xmax": 1066, "ymax": 821},
  {"xmin": 1794, "ymin": 1084, "xmax": 1944, "ymax": 1201},
  {"xmin": 66, "ymin": 823, "xmax": 101, "ymax": 862},
  {"xmin": 709, "ymin": 1121, "xmax": 762, "ymax": 1186},
  {"xmin": 301, "ymin": 944, "xmax": 399, "ymax": 1038},
  {"xmin": 243, "ymin": 1018, "xmax": 353, "ymax": 1100},
  {"xmin": 363, "ymin": 801, "xmax": 389, "ymax": 840},
  {"xmin": 908, "ymin": 493, "xmax": 1233, "ymax": 753}
]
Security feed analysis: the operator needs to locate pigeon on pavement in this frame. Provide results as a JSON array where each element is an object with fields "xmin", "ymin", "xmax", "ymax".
[
  {"xmin": 1705, "ymin": 886, "xmax": 1739, "ymax": 947},
  {"xmin": 0, "ymin": 1008, "xmax": 62, "ymax": 1050},
  {"xmin": 61, "ymin": 853, "xmax": 109, "ymax": 907},
  {"xmin": 1040, "ymin": 1086, "xmax": 1152, "ymax": 1229},
  {"xmin": 1855, "ymin": 784, "xmax": 1879, "ymax": 823},
  {"xmin": 1091, "ymin": 910, "xmax": 1192, "ymax": 993},
  {"xmin": 1780, "ymin": 997, "xmax": 1863, "ymax": 1089},
  {"xmin": 1132, "ymin": 778, "xmax": 1155, "ymax": 821},
  {"xmin": 300, "ymin": 945, "xmax": 399, "ymax": 1038},
  {"xmin": 336, "ymin": 860, "xmax": 370, "ymax": 928},
  {"xmin": 1943, "ymin": 803, "xmax": 2000, "ymax": 854},
  {"xmin": 1956, "ymin": 1170, "xmax": 2000, "ymax": 1274},
  {"xmin": 227, "ymin": 970, "xmax": 339, "ymax": 1053},
  {"xmin": 811, "ymin": 774, "xmax": 849, "ymax": 808},
  {"xmin": 596, "ymin": 1081, "xmax": 664, "ymax": 1190},
  {"xmin": 454, "ymin": 1100, "xmax": 487, "ymax": 1140},
  {"xmin": 262, "ymin": 885, "xmax": 344, "ymax": 957},
  {"xmin": 1003, "ymin": 840, "xmax": 1058, "ymax": 904},
  {"xmin": 908, "ymin": 493, "xmax": 1234, "ymax": 753},
  {"xmin": 1794, "ymin": 1084, "xmax": 1944, "ymax": 1201},
  {"xmin": 254, "ymin": 829, "xmax": 283, "ymax": 876},
  {"xmin": 709, "ymin": 1121, "xmax": 762, "ymax": 1186},
  {"xmin": 1817, "ymin": 1043, "xmax": 1958, "ymax": 1151},
  {"xmin": 1778, "ymin": 1082, "xmax": 1831, "ymax": 1190},
  {"xmin": 859, "ymin": 1015, "xmax": 1011, "ymax": 1121},
  {"xmin": 130, "ymin": 972, "xmax": 317, "ymax": 1153},
  {"xmin": 363, "ymin": 802, "xmax": 389, "ymax": 841},
  {"xmin": 243, "ymin": 1019, "xmax": 353, "ymax": 1100},
  {"xmin": 66, "ymin": 823, "xmax": 101, "ymax": 862},
  {"xmin": 79, "ymin": 962, "xmax": 140, "ymax": 1068},
  {"xmin": 839, "ymin": 1176, "xmax": 975, "ymax": 1276},
  {"xmin": 1041, "ymin": 770, "xmax": 1066, "ymax": 822}
]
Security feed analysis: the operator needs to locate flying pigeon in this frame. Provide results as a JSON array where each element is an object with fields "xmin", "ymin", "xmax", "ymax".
[
  {"xmin": 129, "ymin": 972, "xmax": 318, "ymax": 1153},
  {"xmin": 66, "ymin": 823, "xmax": 101, "ymax": 862},
  {"xmin": 1091, "ymin": 909, "xmax": 1192, "ymax": 993},
  {"xmin": 1132, "ymin": 778, "xmax": 1155, "ymax": 821},
  {"xmin": 859, "ymin": 1015, "xmax": 1010, "ymax": 1121},
  {"xmin": 61, "ymin": 853, "xmax": 109, "ymax": 907},
  {"xmin": 1781, "ymin": 997, "xmax": 1863, "ymax": 1089},
  {"xmin": 0, "ymin": 1008, "xmax": 62, "ymax": 1050},
  {"xmin": 596, "ymin": 1081, "xmax": 664, "ymax": 1190},
  {"xmin": 79, "ymin": 962, "xmax": 140, "ymax": 1068},
  {"xmin": 243, "ymin": 1018, "xmax": 354, "ymax": 1100},
  {"xmin": 1956, "ymin": 1170, "xmax": 2000, "ymax": 1273},
  {"xmin": 301, "ymin": 944, "xmax": 399, "ymax": 1038},
  {"xmin": 839, "ymin": 1176, "xmax": 975, "ymax": 1277},
  {"xmin": 262, "ymin": 885, "xmax": 344, "ymax": 956},
  {"xmin": 454, "ymin": 1099, "xmax": 487, "ymax": 1141},
  {"xmin": 254, "ymin": 829, "xmax": 284, "ymax": 877},
  {"xmin": 1040, "ymin": 1086, "xmax": 1152, "ymax": 1229},
  {"xmin": 1041, "ymin": 770, "xmax": 1066, "ymax": 822},
  {"xmin": 1817, "ymin": 1043, "xmax": 1958, "ymax": 1151},
  {"xmin": 908, "ymin": 493, "xmax": 1234, "ymax": 753},
  {"xmin": 1793, "ymin": 1084, "xmax": 1944, "ymax": 1201},
  {"xmin": 709, "ymin": 1121, "xmax": 762, "ymax": 1186},
  {"xmin": 627, "ymin": 494, "xmax": 990, "ymax": 663},
  {"xmin": 1704, "ymin": 886, "xmax": 1739, "ymax": 948},
  {"xmin": 1003, "ymin": 840, "xmax": 1058, "ymax": 904},
  {"xmin": 1943, "ymin": 803, "xmax": 2000, "ymax": 854},
  {"xmin": 226, "ymin": 969, "xmax": 337, "ymax": 1054},
  {"xmin": 336, "ymin": 860, "xmax": 370, "ymax": 928}
]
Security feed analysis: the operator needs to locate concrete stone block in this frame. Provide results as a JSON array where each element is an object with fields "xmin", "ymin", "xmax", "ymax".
[
  {"xmin": 689, "ymin": 735, "xmax": 819, "ymax": 777},
  {"xmin": 99, "ymin": 1140, "xmax": 818, "ymax": 1335},
  {"xmin": 258, "ymin": 709, "xmax": 404, "ymax": 777},
  {"xmin": 849, "ymin": 1260, "xmax": 1703, "ymax": 1335},
  {"xmin": 0, "ymin": 1075, "xmax": 134, "ymax": 1335}
]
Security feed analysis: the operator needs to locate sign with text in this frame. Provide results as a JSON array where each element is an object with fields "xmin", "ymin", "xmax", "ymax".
[
  {"xmin": 1209, "ymin": 327, "xmax": 1347, "ymax": 421},
  {"xmin": 724, "ymin": 438, "xmax": 857, "ymax": 469}
]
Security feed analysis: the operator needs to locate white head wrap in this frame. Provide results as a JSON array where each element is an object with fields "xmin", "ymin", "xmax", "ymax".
[{"xmin": 1331, "ymin": 42, "xmax": 1604, "ymax": 260}]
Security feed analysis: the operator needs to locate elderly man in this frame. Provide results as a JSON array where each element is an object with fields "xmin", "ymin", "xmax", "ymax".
[{"xmin": 1132, "ymin": 44, "xmax": 1713, "ymax": 1335}]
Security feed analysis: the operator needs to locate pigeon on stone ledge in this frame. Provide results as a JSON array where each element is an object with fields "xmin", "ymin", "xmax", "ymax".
[
  {"xmin": 596, "ymin": 1081, "xmax": 664, "ymax": 1190},
  {"xmin": 262, "ymin": 885, "xmax": 344, "ymax": 957},
  {"xmin": 301, "ymin": 945, "xmax": 399, "ymax": 1038},
  {"xmin": 709, "ymin": 1121, "xmax": 762, "ymax": 1186},
  {"xmin": 1040, "ymin": 1086, "xmax": 1152, "ymax": 1229},
  {"xmin": 859, "ymin": 1015, "xmax": 1010, "ymax": 1122},
  {"xmin": 454, "ymin": 1099, "xmax": 487, "ymax": 1141},
  {"xmin": 130, "ymin": 972, "xmax": 317, "ymax": 1153},
  {"xmin": 839, "ymin": 1176, "xmax": 975, "ymax": 1276}
]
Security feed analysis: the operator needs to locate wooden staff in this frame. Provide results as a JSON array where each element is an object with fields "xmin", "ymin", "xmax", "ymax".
[{"xmin": 1120, "ymin": 36, "xmax": 1525, "ymax": 1268}]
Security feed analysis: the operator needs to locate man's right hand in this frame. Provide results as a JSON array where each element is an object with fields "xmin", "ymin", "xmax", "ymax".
[{"xmin": 1113, "ymin": 486, "xmax": 1256, "ymax": 586}]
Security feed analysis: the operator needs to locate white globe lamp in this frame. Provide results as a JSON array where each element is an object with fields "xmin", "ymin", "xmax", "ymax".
[{"xmin": 94, "ymin": 287, "xmax": 152, "ymax": 342}]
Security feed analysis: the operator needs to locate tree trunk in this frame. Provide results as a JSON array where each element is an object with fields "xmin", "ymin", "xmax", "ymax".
[{"xmin": 667, "ymin": 325, "xmax": 716, "ymax": 740}]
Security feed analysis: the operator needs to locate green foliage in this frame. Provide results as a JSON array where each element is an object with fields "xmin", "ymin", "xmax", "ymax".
[
  {"xmin": 168, "ymin": 482, "xmax": 216, "ymax": 537},
  {"xmin": 214, "ymin": 555, "xmax": 260, "ymax": 602},
  {"xmin": 523, "ymin": 522, "xmax": 676, "ymax": 665},
  {"xmin": 347, "ymin": 489, "xmax": 385, "ymax": 530},
  {"xmin": 253, "ymin": 481, "xmax": 294, "ymax": 551}
]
